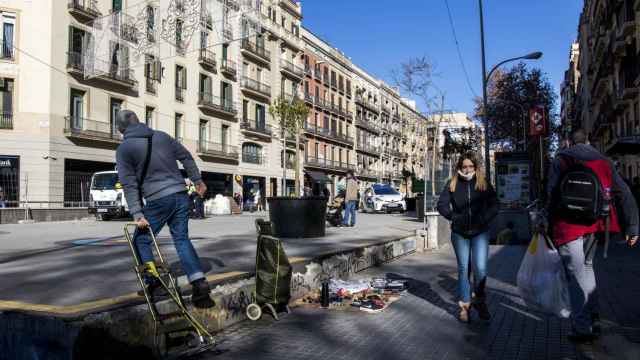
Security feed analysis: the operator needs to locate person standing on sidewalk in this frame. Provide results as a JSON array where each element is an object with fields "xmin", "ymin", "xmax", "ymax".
[
  {"xmin": 115, "ymin": 110, "xmax": 215, "ymax": 309},
  {"xmin": 545, "ymin": 129, "xmax": 638, "ymax": 343},
  {"xmin": 437, "ymin": 153, "xmax": 498, "ymax": 323},
  {"xmin": 342, "ymin": 170, "xmax": 359, "ymax": 227}
]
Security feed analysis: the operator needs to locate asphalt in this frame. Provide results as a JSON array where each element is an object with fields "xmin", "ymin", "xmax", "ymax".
[{"xmin": 0, "ymin": 212, "xmax": 421, "ymax": 308}]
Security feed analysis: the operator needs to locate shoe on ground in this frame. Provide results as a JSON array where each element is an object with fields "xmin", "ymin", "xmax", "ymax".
[
  {"xmin": 472, "ymin": 299, "xmax": 491, "ymax": 320},
  {"xmin": 191, "ymin": 279, "xmax": 216, "ymax": 309},
  {"xmin": 458, "ymin": 301, "xmax": 470, "ymax": 323},
  {"xmin": 568, "ymin": 331, "xmax": 597, "ymax": 344},
  {"xmin": 137, "ymin": 278, "xmax": 168, "ymax": 298}
]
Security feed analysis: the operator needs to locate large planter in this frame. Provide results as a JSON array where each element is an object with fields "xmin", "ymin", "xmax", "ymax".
[{"xmin": 267, "ymin": 197, "xmax": 327, "ymax": 238}]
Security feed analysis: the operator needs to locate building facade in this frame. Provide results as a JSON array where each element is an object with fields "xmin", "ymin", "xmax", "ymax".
[
  {"xmin": 0, "ymin": 0, "xmax": 435, "ymax": 208},
  {"xmin": 563, "ymin": 0, "xmax": 640, "ymax": 180}
]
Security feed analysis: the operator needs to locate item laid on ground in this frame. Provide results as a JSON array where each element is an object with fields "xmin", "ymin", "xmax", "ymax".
[
  {"xmin": 206, "ymin": 194, "xmax": 231, "ymax": 215},
  {"xmin": 517, "ymin": 232, "xmax": 571, "ymax": 318}
]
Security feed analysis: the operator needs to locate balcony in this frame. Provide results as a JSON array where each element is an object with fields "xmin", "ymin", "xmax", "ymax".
[
  {"xmin": 313, "ymin": 97, "xmax": 330, "ymax": 111},
  {"xmin": 314, "ymin": 68, "xmax": 322, "ymax": 82},
  {"xmin": 346, "ymin": 89, "xmax": 352, "ymax": 99},
  {"xmin": 356, "ymin": 142, "xmax": 381, "ymax": 156},
  {"xmin": 175, "ymin": 86, "xmax": 185, "ymax": 102},
  {"xmin": 303, "ymin": 123, "xmax": 354, "ymax": 146},
  {"xmin": 303, "ymin": 92, "xmax": 314, "ymax": 104},
  {"xmin": 355, "ymin": 95, "xmax": 380, "ymax": 113},
  {"xmin": 220, "ymin": 58, "xmax": 237, "ymax": 78},
  {"xmin": 304, "ymin": 65, "xmax": 312, "ymax": 77},
  {"xmin": 241, "ymin": 39, "xmax": 271, "ymax": 64},
  {"xmin": 198, "ymin": 92, "xmax": 238, "ymax": 118},
  {"xmin": 241, "ymin": 76, "xmax": 271, "ymax": 99},
  {"xmin": 381, "ymin": 104, "xmax": 391, "ymax": 114},
  {"xmin": 64, "ymin": 116, "xmax": 122, "ymax": 145},
  {"xmin": 198, "ymin": 141, "xmax": 239, "ymax": 162},
  {"xmin": 0, "ymin": 112, "xmax": 12, "ymax": 130},
  {"xmin": 242, "ymin": 152, "xmax": 263, "ymax": 165},
  {"xmin": 67, "ymin": 0, "xmax": 101, "ymax": 21},
  {"xmin": 355, "ymin": 116, "xmax": 380, "ymax": 134},
  {"xmin": 241, "ymin": 120, "xmax": 272, "ymax": 140},
  {"xmin": 145, "ymin": 78, "xmax": 157, "ymax": 95},
  {"xmin": 198, "ymin": 49, "xmax": 217, "ymax": 70},
  {"xmin": 305, "ymin": 157, "xmax": 354, "ymax": 173},
  {"xmin": 1, "ymin": 42, "xmax": 13, "ymax": 61},
  {"xmin": 280, "ymin": 59, "xmax": 304, "ymax": 79},
  {"xmin": 278, "ymin": 0, "xmax": 302, "ymax": 18},
  {"xmin": 66, "ymin": 51, "xmax": 84, "ymax": 75},
  {"xmin": 357, "ymin": 167, "xmax": 379, "ymax": 180}
]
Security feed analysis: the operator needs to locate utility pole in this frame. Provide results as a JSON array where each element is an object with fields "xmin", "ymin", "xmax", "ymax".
[{"xmin": 479, "ymin": 0, "xmax": 491, "ymax": 184}]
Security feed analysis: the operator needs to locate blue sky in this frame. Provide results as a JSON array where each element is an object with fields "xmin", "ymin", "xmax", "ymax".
[{"xmin": 301, "ymin": 0, "xmax": 583, "ymax": 117}]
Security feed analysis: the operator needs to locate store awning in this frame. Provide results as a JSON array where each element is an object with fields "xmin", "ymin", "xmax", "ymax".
[
  {"xmin": 606, "ymin": 136, "xmax": 640, "ymax": 156},
  {"xmin": 305, "ymin": 170, "xmax": 331, "ymax": 183}
]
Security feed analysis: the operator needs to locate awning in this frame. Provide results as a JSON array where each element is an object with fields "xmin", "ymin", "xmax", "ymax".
[
  {"xmin": 305, "ymin": 170, "xmax": 331, "ymax": 183},
  {"xmin": 606, "ymin": 136, "xmax": 640, "ymax": 156}
]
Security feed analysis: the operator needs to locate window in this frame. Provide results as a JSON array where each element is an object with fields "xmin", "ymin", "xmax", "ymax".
[
  {"xmin": 221, "ymin": 124, "xmax": 229, "ymax": 146},
  {"xmin": 199, "ymin": 73, "xmax": 211, "ymax": 95},
  {"xmin": 282, "ymin": 150, "xmax": 295, "ymax": 169},
  {"xmin": 145, "ymin": 106, "xmax": 154, "ymax": 128},
  {"xmin": 68, "ymin": 27, "xmax": 86, "ymax": 68},
  {"xmin": 109, "ymin": 98, "xmax": 123, "ymax": 136},
  {"xmin": 175, "ymin": 65, "xmax": 186, "ymax": 101},
  {"xmin": 242, "ymin": 143, "xmax": 262, "ymax": 164},
  {"xmin": 146, "ymin": 6, "xmax": 155, "ymax": 41},
  {"xmin": 176, "ymin": 19, "xmax": 183, "ymax": 50},
  {"xmin": 281, "ymin": 15, "xmax": 286, "ymax": 27},
  {"xmin": 222, "ymin": 43, "xmax": 229, "ymax": 60},
  {"xmin": 243, "ymin": 100, "xmax": 249, "ymax": 121},
  {"xmin": 69, "ymin": 88, "xmax": 84, "ymax": 129},
  {"xmin": 256, "ymin": 104, "xmax": 266, "ymax": 129},
  {"xmin": 175, "ymin": 113, "xmax": 183, "ymax": 141},
  {"xmin": 112, "ymin": 0, "xmax": 122, "ymax": 12},
  {"xmin": 200, "ymin": 30, "xmax": 208, "ymax": 50},
  {"xmin": 221, "ymin": 81, "xmax": 232, "ymax": 105},
  {"xmin": 199, "ymin": 119, "xmax": 209, "ymax": 145}
]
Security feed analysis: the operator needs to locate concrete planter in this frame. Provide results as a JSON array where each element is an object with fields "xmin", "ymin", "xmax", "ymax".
[{"xmin": 267, "ymin": 197, "xmax": 327, "ymax": 238}]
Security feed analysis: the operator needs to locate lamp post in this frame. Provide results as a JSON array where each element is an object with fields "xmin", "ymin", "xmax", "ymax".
[{"xmin": 479, "ymin": 0, "xmax": 542, "ymax": 183}]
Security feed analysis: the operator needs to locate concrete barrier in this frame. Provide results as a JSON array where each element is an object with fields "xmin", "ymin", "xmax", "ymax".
[
  {"xmin": 0, "ymin": 208, "xmax": 90, "ymax": 224},
  {"xmin": 0, "ymin": 235, "xmax": 417, "ymax": 359}
]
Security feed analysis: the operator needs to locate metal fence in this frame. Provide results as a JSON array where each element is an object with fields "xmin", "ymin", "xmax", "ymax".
[
  {"xmin": 0, "ymin": 165, "xmax": 19, "ymax": 207},
  {"xmin": 64, "ymin": 172, "xmax": 92, "ymax": 207}
]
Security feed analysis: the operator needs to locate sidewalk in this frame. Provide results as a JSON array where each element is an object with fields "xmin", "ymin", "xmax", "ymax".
[{"xmin": 202, "ymin": 242, "xmax": 640, "ymax": 360}]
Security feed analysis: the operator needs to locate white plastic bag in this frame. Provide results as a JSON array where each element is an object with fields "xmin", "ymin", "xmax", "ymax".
[{"xmin": 516, "ymin": 232, "xmax": 571, "ymax": 318}]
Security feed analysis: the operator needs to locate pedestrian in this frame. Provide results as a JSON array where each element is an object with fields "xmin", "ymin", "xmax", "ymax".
[
  {"xmin": 115, "ymin": 110, "xmax": 215, "ymax": 309},
  {"xmin": 186, "ymin": 179, "xmax": 197, "ymax": 219},
  {"xmin": 545, "ymin": 129, "xmax": 638, "ymax": 343},
  {"xmin": 342, "ymin": 170, "xmax": 359, "ymax": 227},
  {"xmin": 437, "ymin": 152, "xmax": 498, "ymax": 323},
  {"xmin": 255, "ymin": 188, "xmax": 262, "ymax": 212}
]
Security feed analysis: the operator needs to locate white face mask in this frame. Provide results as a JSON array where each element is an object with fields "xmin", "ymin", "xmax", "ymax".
[{"xmin": 458, "ymin": 170, "xmax": 475, "ymax": 181}]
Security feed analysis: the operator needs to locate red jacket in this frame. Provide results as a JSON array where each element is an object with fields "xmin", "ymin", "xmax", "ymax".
[{"xmin": 546, "ymin": 144, "xmax": 638, "ymax": 246}]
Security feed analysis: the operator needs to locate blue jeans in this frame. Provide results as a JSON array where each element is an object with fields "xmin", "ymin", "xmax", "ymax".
[
  {"xmin": 451, "ymin": 231, "xmax": 489, "ymax": 303},
  {"xmin": 133, "ymin": 191, "xmax": 205, "ymax": 283},
  {"xmin": 342, "ymin": 200, "xmax": 357, "ymax": 226}
]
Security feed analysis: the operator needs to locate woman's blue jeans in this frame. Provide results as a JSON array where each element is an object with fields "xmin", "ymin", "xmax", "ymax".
[
  {"xmin": 451, "ymin": 231, "xmax": 489, "ymax": 303},
  {"xmin": 133, "ymin": 191, "xmax": 205, "ymax": 283}
]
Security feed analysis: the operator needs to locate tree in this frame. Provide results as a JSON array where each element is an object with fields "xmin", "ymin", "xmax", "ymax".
[{"xmin": 269, "ymin": 96, "xmax": 310, "ymax": 197}]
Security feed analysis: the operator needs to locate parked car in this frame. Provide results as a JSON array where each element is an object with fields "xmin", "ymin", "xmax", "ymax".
[
  {"xmin": 360, "ymin": 184, "xmax": 406, "ymax": 213},
  {"xmin": 88, "ymin": 171, "xmax": 128, "ymax": 221}
]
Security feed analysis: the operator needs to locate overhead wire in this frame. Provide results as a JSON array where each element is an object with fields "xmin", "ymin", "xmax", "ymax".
[{"xmin": 443, "ymin": 0, "xmax": 478, "ymax": 99}]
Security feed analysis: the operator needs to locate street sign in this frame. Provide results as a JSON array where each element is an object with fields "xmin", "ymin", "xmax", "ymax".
[{"xmin": 529, "ymin": 105, "xmax": 546, "ymax": 136}]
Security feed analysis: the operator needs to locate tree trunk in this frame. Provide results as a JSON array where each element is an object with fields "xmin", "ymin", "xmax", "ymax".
[{"xmin": 294, "ymin": 128, "xmax": 301, "ymax": 197}]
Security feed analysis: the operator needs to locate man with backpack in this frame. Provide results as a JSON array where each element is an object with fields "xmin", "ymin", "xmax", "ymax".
[
  {"xmin": 546, "ymin": 129, "xmax": 638, "ymax": 344},
  {"xmin": 115, "ymin": 110, "xmax": 215, "ymax": 309}
]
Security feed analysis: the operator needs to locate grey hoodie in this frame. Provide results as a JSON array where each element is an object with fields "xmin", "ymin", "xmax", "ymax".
[
  {"xmin": 116, "ymin": 123, "xmax": 201, "ymax": 220},
  {"xmin": 546, "ymin": 143, "xmax": 639, "ymax": 236}
]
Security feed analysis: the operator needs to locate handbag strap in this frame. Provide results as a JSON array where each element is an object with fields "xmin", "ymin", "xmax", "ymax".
[{"xmin": 138, "ymin": 134, "xmax": 153, "ymax": 205}]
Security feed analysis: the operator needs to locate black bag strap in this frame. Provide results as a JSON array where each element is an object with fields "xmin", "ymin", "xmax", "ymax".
[{"xmin": 138, "ymin": 134, "xmax": 153, "ymax": 205}]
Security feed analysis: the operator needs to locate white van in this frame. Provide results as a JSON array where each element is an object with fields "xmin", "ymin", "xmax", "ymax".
[{"xmin": 88, "ymin": 170, "xmax": 128, "ymax": 220}]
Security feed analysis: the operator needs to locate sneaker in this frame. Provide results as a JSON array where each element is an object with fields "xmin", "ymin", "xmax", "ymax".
[
  {"xmin": 568, "ymin": 331, "xmax": 597, "ymax": 344},
  {"xmin": 472, "ymin": 299, "xmax": 491, "ymax": 321},
  {"xmin": 191, "ymin": 279, "xmax": 215, "ymax": 309}
]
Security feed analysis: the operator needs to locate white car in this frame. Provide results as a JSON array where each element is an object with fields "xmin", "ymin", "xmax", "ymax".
[
  {"xmin": 88, "ymin": 171, "xmax": 128, "ymax": 220},
  {"xmin": 361, "ymin": 184, "xmax": 406, "ymax": 213}
]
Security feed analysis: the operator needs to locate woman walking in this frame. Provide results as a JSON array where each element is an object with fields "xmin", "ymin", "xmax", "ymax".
[{"xmin": 437, "ymin": 153, "xmax": 498, "ymax": 322}]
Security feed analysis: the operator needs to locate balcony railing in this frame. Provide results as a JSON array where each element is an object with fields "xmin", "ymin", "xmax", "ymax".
[
  {"xmin": 241, "ymin": 76, "xmax": 271, "ymax": 98},
  {"xmin": 357, "ymin": 167, "xmax": 379, "ymax": 179},
  {"xmin": 303, "ymin": 123, "xmax": 354, "ymax": 145},
  {"xmin": 241, "ymin": 120, "xmax": 272, "ymax": 137},
  {"xmin": 303, "ymin": 92, "xmax": 314, "ymax": 104},
  {"xmin": 66, "ymin": 51, "xmax": 84, "ymax": 73},
  {"xmin": 305, "ymin": 156, "xmax": 354, "ymax": 172},
  {"xmin": 146, "ymin": 78, "xmax": 157, "ymax": 95},
  {"xmin": 198, "ymin": 141, "xmax": 239, "ymax": 160},
  {"xmin": 304, "ymin": 65, "xmax": 312, "ymax": 77},
  {"xmin": 220, "ymin": 58, "xmax": 237, "ymax": 77},
  {"xmin": 198, "ymin": 49, "xmax": 217, "ymax": 69},
  {"xmin": 0, "ymin": 112, "xmax": 12, "ymax": 130},
  {"xmin": 280, "ymin": 59, "xmax": 304, "ymax": 78},
  {"xmin": 357, "ymin": 142, "xmax": 381, "ymax": 155},
  {"xmin": 355, "ymin": 95, "xmax": 379, "ymax": 113},
  {"xmin": 314, "ymin": 68, "xmax": 322, "ymax": 81},
  {"xmin": 64, "ymin": 116, "xmax": 122, "ymax": 143},
  {"xmin": 198, "ymin": 92, "xmax": 238, "ymax": 116},
  {"xmin": 241, "ymin": 39, "xmax": 270, "ymax": 62},
  {"xmin": 242, "ymin": 152, "xmax": 263, "ymax": 165},
  {"xmin": 67, "ymin": 0, "xmax": 101, "ymax": 20},
  {"xmin": 175, "ymin": 86, "xmax": 185, "ymax": 102},
  {"xmin": 355, "ymin": 116, "xmax": 380, "ymax": 134},
  {"xmin": 381, "ymin": 104, "xmax": 391, "ymax": 114}
]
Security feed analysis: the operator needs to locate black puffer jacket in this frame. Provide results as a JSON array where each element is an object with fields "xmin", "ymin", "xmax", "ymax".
[{"xmin": 437, "ymin": 176, "xmax": 498, "ymax": 237}]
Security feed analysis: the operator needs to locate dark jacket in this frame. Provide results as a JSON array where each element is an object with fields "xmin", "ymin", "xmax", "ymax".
[
  {"xmin": 546, "ymin": 143, "xmax": 639, "ymax": 241},
  {"xmin": 437, "ymin": 176, "xmax": 498, "ymax": 237},
  {"xmin": 116, "ymin": 123, "xmax": 202, "ymax": 220}
]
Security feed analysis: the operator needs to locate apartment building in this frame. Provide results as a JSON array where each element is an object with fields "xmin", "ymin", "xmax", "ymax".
[
  {"xmin": 563, "ymin": 0, "xmax": 640, "ymax": 180},
  {"xmin": 0, "ymin": 0, "xmax": 434, "ymax": 208}
]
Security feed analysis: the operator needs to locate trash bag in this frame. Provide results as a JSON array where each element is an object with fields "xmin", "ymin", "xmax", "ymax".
[{"xmin": 516, "ymin": 232, "xmax": 571, "ymax": 318}]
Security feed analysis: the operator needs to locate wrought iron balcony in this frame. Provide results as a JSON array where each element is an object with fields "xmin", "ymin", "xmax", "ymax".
[
  {"xmin": 242, "ymin": 152, "xmax": 263, "ymax": 165},
  {"xmin": 241, "ymin": 120, "xmax": 272, "ymax": 139},
  {"xmin": 198, "ymin": 49, "xmax": 217, "ymax": 69},
  {"xmin": 0, "ymin": 112, "xmax": 12, "ymax": 130},
  {"xmin": 241, "ymin": 76, "xmax": 271, "ymax": 99},
  {"xmin": 64, "ymin": 116, "xmax": 122, "ymax": 144},
  {"xmin": 314, "ymin": 68, "xmax": 322, "ymax": 81},
  {"xmin": 67, "ymin": 0, "xmax": 101, "ymax": 21},
  {"xmin": 357, "ymin": 142, "xmax": 381, "ymax": 156},
  {"xmin": 305, "ymin": 156, "xmax": 354, "ymax": 172},
  {"xmin": 175, "ymin": 86, "xmax": 185, "ymax": 102},
  {"xmin": 220, "ymin": 58, "xmax": 237, "ymax": 78},
  {"xmin": 197, "ymin": 141, "xmax": 239, "ymax": 162},
  {"xmin": 355, "ymin": 116, "xmax": 380, "ymax": 134},
  {"xmin": 303, "ymin": 123, "xmax": 354, "ymax": 146},
  {"xmin": 355, "ymin": 95, "xmax": 380, "ymax": 113},
  {"xmin": 241, "ymin": 39, "xmax": 270, "ymax": 63},
  {"xmin": 198, "ymin": 92, "xmax": 238, "ymax": 117},
  {"xmin": 146, "ymin": 78, "xmax": 157, "ymax": 95},
  {"xmin": 66, "ymin": 51, "xmax": 84, "ymax": 74},
  {"xmin": 303, "ymin": 92, "xmax": 314, "ymax": 104},
  {"xmin": 280, "ymin": 59, "xmax": 304, "ymax": 79}
]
